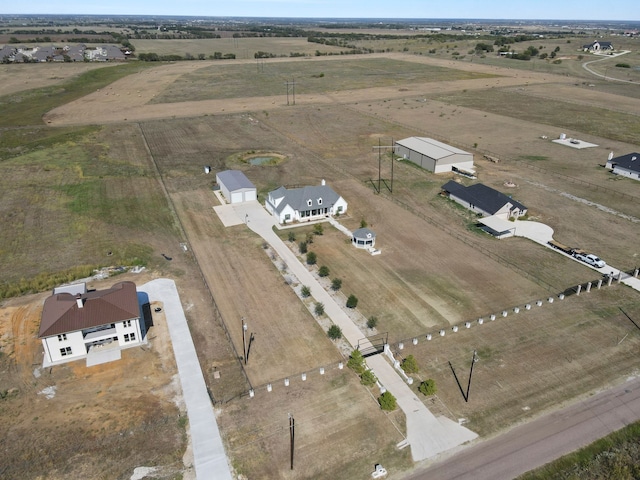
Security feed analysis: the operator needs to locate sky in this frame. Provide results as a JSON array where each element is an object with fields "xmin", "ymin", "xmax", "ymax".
[{"xmin": 1, "ymin": 0, "xmax": 639, "ymax": 22}]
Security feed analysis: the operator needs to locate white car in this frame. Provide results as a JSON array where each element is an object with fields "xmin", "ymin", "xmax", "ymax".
[{"xmin": 575, "ymin": 253, "xmax": 606, "ymax": 268}]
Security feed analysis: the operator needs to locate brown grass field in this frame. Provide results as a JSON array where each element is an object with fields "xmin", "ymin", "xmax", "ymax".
[{"xmin": 1, "ymin": 36, "xmax": 640, "ymax": 479}]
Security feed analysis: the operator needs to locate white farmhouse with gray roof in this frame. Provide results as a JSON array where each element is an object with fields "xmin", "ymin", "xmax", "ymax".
[{"xmin": 265, "ymin": 180, "xmax": 347, "ymax": 224}]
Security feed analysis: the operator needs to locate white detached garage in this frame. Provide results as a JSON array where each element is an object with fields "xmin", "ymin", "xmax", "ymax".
[{"xmin": 216, "ymin": 170, "xmax": 257, "ymax": 204}]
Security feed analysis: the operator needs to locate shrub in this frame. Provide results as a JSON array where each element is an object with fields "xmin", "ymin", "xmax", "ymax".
[
  {"xmin": 401, "ymin": 355, "xmax": 419, "ymax": 374},
  {"xmin": 313, "ymin": 223, "xmax": 324, "ymax": 235},
  {"xmin": 331, "ymin": 278, "xmax": 342, "ymax": 291},
  {"xmin": 299, "ymin": 241, "xmax": 308, "ymax": 254},
  {"xmin": 301, "ymin": 285, "xmax": 311, "ymax": 298},
  {"xmin": 314, "ymin": 302, "xmax": 325, "ymax": 316},
  {"xmin": 346, "ymin": 294, "xmax": 358, "ymax": 308},
  {"xmin": 361, "ymin": 369, "xmax": 377, "ymax": 387},
  {"xmin": 419, "ymin": 379, "xmax": 437, "ymax": 396},
  {"xmin": 347, "ymin": 349, "xmax": 366, "ymax": 374},
  {"xmin": 318, "ymin": 265, "xmax": 329, "ymax": 277},
  {"xmin": 306, "ymin": 251, "xmax": 317, "ymax": 265},
  {"xmin": 378, "ymin": 391, "xmax": 397, "ymax": 411},
  {"xmin": 288, "ymin": 231, "xmax": 296, "ymax": 242},
  {"xmin": 327, "ymin": 324, "xmax": 342, "ymax": 340},
  {"xmin": 367, "ymin": 316, "xmax": 378, "ymax": 329},
  {"xmin": 616, "ymin": 63, "xmax": 630, "ymax": 68},
  {"xmin": 360, "ymin": 218, "xmax": 368, "ymax": 228}
]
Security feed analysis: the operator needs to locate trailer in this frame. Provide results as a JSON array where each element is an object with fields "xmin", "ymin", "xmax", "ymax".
[{"xmin": 548, "ymin": 240, "xmax": 578, "ymax": 255}]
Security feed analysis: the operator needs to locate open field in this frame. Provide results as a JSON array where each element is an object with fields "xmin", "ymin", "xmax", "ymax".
[
  {"xmin": 132, "ymin": 37, "xmax": 345, "ymax": 59},
  {"xmin": 151, "ymin": 57, "xmax": 496, "ymax": 103},
  {"xmin": 1, "ymin": 41, "xmax": 640, "ymax": 479}
]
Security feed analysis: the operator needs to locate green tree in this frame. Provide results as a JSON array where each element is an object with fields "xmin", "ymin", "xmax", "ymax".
[
  {"xmin": 301, "ymin": 285, "xmax": 311, "ymax": 298},
  {"xmin": 419, "ymin": 379, "xmax": 437, "ymax": 396},
  {"xmin": 299, "ymin": 241, "xmax": 308, "ymax": 254},
  {"xmin": 378, "ymin": 391, "xmax": 397, "ymax": 411},
  {"xmin": 306, "ymin": 251, "xmax": 317, "ymax": 265},
  {"xmin": 314, "ymin": 302, "xmax": 324, "ymax": 316},
  {"xmin": 314, "ymin": 223, "xmax": 324, "ymax": 235},
  {"xmin": 360, "ymin": 218, "xmax": 368, "ymax": 228},
  {"xmin": 288, "ymin": 231, "xmax": 296, "ymax": 242},
  {"xmin": 306, "ymin": 232, "xmax": 314, "ymax": 244},
  {"xmin": 331, "ymin": 278, "xmax": 342, "ymax": 291},
  {"xmin": 318, "ymin": 265, "xmax": 329, "ymax": 277},
  {"xmin": 346, "ymin": 294, "xmax": 358, "ymax": 308},
  {"xmin": 401, "ymin": 355, "xmax": 419, "ymax": 374},
  {"xmin": 347, "ymin": 349, "xmax": 366, "ymax": 374},
  {"xmin": 367, "ymin": 316, "xmax": 378, "ymax": 329},
  {"xmin": 327, "ymin": 324, "xmax": 342, "ymax": 340},
  {"xmin": 361, "ymin": 369, "xmax": 377, "ymax": 386}
]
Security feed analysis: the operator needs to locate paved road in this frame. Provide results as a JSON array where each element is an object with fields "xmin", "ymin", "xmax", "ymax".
[{"xmin": 405, "ymin": 375, "xmax": 640, "ymax": 480}]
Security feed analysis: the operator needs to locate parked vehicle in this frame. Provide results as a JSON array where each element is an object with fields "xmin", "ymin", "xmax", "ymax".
[{"xmin": 574, "ymin": 252, "xmax": 606, "ymax": 268}]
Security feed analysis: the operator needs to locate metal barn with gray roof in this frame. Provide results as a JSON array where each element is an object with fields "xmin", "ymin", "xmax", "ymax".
[{"xmin": 395, "ymin": 137, "xmax": 475, "ymax": 174}]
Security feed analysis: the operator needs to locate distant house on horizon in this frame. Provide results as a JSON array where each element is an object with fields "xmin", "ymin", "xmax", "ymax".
[{"xmin": 583, "ymin": 41, "xmax": 614, "ymax": 52}]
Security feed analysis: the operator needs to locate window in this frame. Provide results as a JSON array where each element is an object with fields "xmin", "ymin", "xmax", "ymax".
[
  {"xmin": 124, "ymin": 333, "xmax": 136, "ymax": 342},
  {"xmin": 123, "ymin": 320, "xmax": 131, "ymax": 328},
  {"xmin": 317, "ymin": 198, "xmax": 323, "ymax": 205},
  {"xmin": 284, "ymin": 214, "xmax": 291, "ymax": 221},
  {"xmin": 337, "ymin": 206, "xmax": 343, "ymax": 213},
  {"xmin": 57, "ymin": 333, "xmax": 67, "ymax": 341},
  {"xmin": 60, "ymin": 347, "xmax": 72, "ymax": 356},
  {"xmin": 307, "ymin": 199, "xmax": 312, "ymax": 207}
]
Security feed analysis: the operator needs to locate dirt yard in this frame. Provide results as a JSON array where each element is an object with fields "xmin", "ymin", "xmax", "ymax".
[{"xmin": 0, "ymin": 272, "xmax": 189, "ymax": 480}]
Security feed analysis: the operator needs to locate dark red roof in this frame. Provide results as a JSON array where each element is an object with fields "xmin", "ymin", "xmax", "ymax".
[{"xmin": 39, "ymin": 281, "xmax": 139, "ymax": 338}]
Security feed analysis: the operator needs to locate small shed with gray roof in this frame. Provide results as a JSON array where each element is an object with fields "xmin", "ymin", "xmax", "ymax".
[
  {"xmin": 395, "ymin": 137, "xmax": 475, "ymax": 174},
  {"xmin": 216, "ymin": 170, "xmax": 257, "ymax": 204}
]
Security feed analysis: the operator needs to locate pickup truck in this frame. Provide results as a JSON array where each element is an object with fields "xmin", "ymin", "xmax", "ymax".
[{"xmin": 574, "ymin": 252, "xmax": 606, "ymax": 268}]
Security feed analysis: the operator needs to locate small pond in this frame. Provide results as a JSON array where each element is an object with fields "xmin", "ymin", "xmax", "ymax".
[{"xmin": 248, "ymin": 156, "xmax": 277, "ymax": 165}]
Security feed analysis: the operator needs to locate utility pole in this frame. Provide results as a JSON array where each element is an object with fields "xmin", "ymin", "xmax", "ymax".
[
  {"xmin": 465, "ymin": 349, "xmax": 479, "ymax": 402},
  {"xmin": 242, "ymin": 317, "xmax": 248, "ymax": 365},
  {"xmin": 289, "ymin": 414, "xmax": 295, "ymax": 470},
  {"xmin": 371, "ymin": 138, "xmax": 395, "ymax": 193},
  {"xmin": 284, "ymin": 78, "xmax": 296, "ymax": 105}
]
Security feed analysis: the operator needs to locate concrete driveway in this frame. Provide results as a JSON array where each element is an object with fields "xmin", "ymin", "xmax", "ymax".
[
  {"xmin": 224, "ymin": 201, "xmax": 477, "ymax": 461},
  {"xmin": 141, "ymin": 279, "xmax": 232, "ymax": 480}
]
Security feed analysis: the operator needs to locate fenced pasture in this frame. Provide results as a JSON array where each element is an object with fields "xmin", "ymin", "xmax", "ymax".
[{"xmin": 395, "ymin": 284, "xmax": 640, "ymax": 436}]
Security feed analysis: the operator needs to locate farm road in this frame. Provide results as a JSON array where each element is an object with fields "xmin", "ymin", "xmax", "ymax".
[
  {"xmin": 407, "ymin": 374, "xmax": 640, "ymax": 480},
  {"xmin": 225, "ymin": 200, "xmax": 477, "ymax": 461}
]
